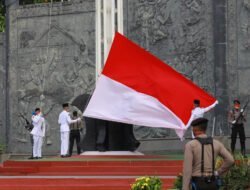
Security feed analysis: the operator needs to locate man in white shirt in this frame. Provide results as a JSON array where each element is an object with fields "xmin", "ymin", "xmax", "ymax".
[
  {"xmin": 191, "ymin": 99, "xmax": 218, "ymax": 138},
  {"xmin": 30, "ymin": 108, "xmax": 46, "ymax": 159},
  {"xmin": 58, "ymin": 103, "xmax": 80, "ymax": 157},
  {"xmin": 192, "ymin": 99, "xmax": 217, "ymax": 120}
]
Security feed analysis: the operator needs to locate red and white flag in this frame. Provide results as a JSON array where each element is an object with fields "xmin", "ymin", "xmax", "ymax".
[{"xmin": 83, "ymin": 33, "xmax": 218, "ymax": 138}]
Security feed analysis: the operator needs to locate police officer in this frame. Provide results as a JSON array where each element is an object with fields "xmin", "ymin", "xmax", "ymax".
[
  {"xmin": 182, "ymin": 118, "xmax": 234, "ymax": 190},
  {"xmin": 228, "ymin": 99, "xmax": 247, "ymax": 156},
  {"xmin": 58, "ymin": 103, "xmax": 81, "ymax": 157},
  {"xmin": 68, "ymin": 111, "xmax": 84, "ymax": 156}
]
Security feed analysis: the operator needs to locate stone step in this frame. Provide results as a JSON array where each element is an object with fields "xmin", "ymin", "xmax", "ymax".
[
  {"xmin": 0, "ymin": 178, "xmax": 176, "ymax": 190},
  {"xmin": 3, "ymin": 160, "xmax": 183, "ymax": 167},
  {"xmin": 0, "ymin": 166, "xmax": 181, "ymax": 176},
  {"xmin": 0, "ymin": 160, "xmax": 182, "ymax": 176}
]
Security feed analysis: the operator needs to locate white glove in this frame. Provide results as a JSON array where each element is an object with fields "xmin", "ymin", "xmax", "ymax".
[
  {"xmin": 240, "ymin": 109, "xmax": 244, "ymax": 113},
  {"xmin": 232, "ymin": 120, "xmax": 236, "ymax": 124}
]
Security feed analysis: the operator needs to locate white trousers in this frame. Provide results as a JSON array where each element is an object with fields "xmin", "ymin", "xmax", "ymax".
[
  {"xmin": 33, "ymin": 135, "xmax": 43, "ymax": 157},
  {"xmin": 60, "ymin": 131, "xmax": 70, "ymax": 155}
]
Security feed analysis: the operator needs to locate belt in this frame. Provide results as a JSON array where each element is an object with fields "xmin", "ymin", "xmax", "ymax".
[{"xmin": 192, "ymin": 176, "xmax": 215, "ymax": 182}]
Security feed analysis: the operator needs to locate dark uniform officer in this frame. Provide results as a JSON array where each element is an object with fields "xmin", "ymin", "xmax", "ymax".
[
  {"xmin": 182, "ymin": 118, "xmax": 234, "ymax": 190},
  {"xmin": 228, "ymin": 99, "xmax": 247, "ymax": 156},
  {"xmin": 68, "ymin": 111, "xmax": 84, "ymax": 156}
]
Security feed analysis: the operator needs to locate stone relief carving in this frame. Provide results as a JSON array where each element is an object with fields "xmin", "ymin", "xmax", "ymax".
[
  {"xmin": 60, "ymin": 39, "xmax": 95, "ymax": 96},
  {"xmin": 237, "ymin": 0, "xmax": 250, "ymax": 61},
  {"xmin": 129, "ymin": 0, "xmax": 212, "ymax": 139},
  {"xmin": 133, "ymin": 0, "xmax": 171, "ymax": 49},
  {"xmin": 16, "ymin": 90, "xmax": 33, "ymax": 143},
  {"xmin": 243, "ymin": 0, "xmax": 250, "ymax": 10},
  {"xmin": 20, "ymin": 31, "xmax": 36, "ymax": 48},
  {"xmin": 14, "ymin": 24, "xmax": 95, "ymax": 147},
  {"xmin": 241, "ymin": 23, "xmax": 250, "ymax": 50},
  {"xmin": 240, "ymin": 1, "xmax": 250, "ymax": 51}
]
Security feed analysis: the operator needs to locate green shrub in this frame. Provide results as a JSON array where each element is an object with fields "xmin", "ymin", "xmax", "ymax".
[
  {"xmin": 172, "ymin": 173, "xmax": 182, "ymax": 190},
  {"xmin": 221, "ymin": 154, "xmax": 250, "ymax": 190},
  {"xmin": 131, "ymin": 176, "xmax": 162, "ymax": 190},
  {"xmin": 0, "ymin": 144, "xmax": 5, "ymax": 154}
]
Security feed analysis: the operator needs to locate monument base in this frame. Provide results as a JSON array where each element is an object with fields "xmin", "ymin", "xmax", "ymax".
[{"xmin": 80, "ymin": 151, "xmax": 144, "ymax": 156}]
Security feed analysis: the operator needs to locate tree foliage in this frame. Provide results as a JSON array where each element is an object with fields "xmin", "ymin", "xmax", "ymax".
[{"xmin": 0, "ymin": 2, "xmax": 5, "ymax": 32}]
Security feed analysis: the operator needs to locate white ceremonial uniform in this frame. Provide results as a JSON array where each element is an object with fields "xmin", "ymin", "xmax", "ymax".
[
  {"xmin": 58, "ymin": 110, "xmax": 79, "ymax": 156},
  {"xmin": 192, "ymin": 102, "xmax": 217, "ymax": 120},
  {"xmin": 192, "ymin": 107, "xmax": 206, "ymax": 120},
  {"xmin": 190, "ymin": 103, "xmax": 218, "ymax": 138},
  {"xmin": 30, "ymin": 113, "xmax": 45, "ymax": 158}
]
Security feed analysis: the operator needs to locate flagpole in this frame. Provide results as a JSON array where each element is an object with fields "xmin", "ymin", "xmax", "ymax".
[
  {"xmin": 212, "ymin": 116, "xmax": 216, "ymax": 137},
  {"xmin": 117, "ymin": 0, "xmax": 123, "ymax": 34},
  {"xmin": 95, "ymin": 0, "xmax": 102, "ymax": 81}
]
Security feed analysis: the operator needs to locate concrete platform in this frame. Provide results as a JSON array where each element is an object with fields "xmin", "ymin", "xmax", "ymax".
[{"xmin": 80, "ymin": 151, "xmax": 144, "ymax": 156}]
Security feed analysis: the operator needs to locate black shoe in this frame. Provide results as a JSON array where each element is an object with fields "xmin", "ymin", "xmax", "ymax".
[
  {"xmin": 38, "ymin": 157, "xmax": 43, "ymax": 159},
  {"xmin": 61, "ymin": 155, "xmax": 69, "ymax": 158},
  {"xmin": 28, "ymin": 156, "xmax": 35, "ymax": 160}
]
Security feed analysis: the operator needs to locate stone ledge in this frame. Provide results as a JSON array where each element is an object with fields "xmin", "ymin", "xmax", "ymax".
[
  {"xmin": 0, "ymin": 153, "xmax": 10, "ymax": 163},
  {"xmin": 138, "ymin": 136, "xmax": 249, "ymax": 153}
]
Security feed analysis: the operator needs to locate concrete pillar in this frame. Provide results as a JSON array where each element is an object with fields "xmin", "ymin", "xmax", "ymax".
[{"xmin": 213, "ymin": 0, "xmax": 229, "ymax": 135}]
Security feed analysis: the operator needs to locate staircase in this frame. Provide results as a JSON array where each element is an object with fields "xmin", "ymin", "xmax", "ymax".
[{"xmin": 0, "ymin": 155, "xmax": 183, "ymax": 190}]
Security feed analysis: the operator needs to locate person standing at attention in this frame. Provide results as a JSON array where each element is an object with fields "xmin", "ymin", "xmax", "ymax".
[
  {"xmin": 68, "ymin": 111, "xmax": 84, "ymax": 157},
  {"xmin": 30, "ymin": 108, "xmax": 46, "ymax": 159},
  {"xmin": 58, "ymin": 103, "xmax": 81, "ymax": 157},
  {"xmin": 228, "ymin": 99, "xmax": 247, "ymax": 157},
  {"xmin": 182, "ymin": 118, "xmax": 234, "ymax": 190}
]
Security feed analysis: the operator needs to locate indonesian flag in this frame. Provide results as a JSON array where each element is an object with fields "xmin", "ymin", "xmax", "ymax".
[{"xmin": 83, "ymin": 32, "xmax": 218, "ymax": 138}]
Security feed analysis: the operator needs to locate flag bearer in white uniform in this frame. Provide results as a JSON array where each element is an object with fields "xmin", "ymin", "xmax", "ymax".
[
  {"xmin": 58, "ymin": 103, "xmax": 80, "ymax": 157},
  {"xmin": 191, "ymin": 99, "xmax": 217, "ymax": 138},
  {"xmin": 30, "ymin": 108, "xmax": 46, "ymax": 159}
]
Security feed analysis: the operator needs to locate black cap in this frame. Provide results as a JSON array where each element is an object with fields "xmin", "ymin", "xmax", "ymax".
[
  {"xmin": 62, "ymin": 103, "xmax": 69, "ymax": 108},
  {"xmin": 35, "ymin": 108, "xmax": 40, "ymax": 112},
  {"xmin": 233, "ymin": 99, "xmax": 240, "ymax": 104},
  {"xmin": 191, "ymin": 117, "xmax": 208, "ymax": 127},
  {"xmin": 194, "ymin": 99, "xmax": 200, "ymax": 105}
]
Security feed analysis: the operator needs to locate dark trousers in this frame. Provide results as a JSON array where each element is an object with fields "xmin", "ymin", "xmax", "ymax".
[
  {"xmin": 231, "ymin": 124, "xmax": 246, "ymax": 155},
  {"xmin": 30, "ymin": 134, "xmax": 34, "ymax": 156},
  {"xmin": 192, "ymin": 177, "xmax": 218, "ymax": 190},
  {"xmin": 69, "ymin": 130, "xmax": 81, "ymax": 155}
]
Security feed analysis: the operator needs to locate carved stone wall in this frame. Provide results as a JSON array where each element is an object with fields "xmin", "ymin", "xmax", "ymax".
[
  {"xmin": 2, "ymin": 0, "xmax": 250, "ymax": 154},
  {"xmin": 227, "ymin": 0, "xmax": 250, "ymax": 138},
  {"xmin": 0, "ymin": 33, "xmax": 6, "ymax": 145},
  {"xmin": 7, "ymin": 1, "xmax": 95, "ymax": 154},
  {"xmin": 125, "ymin": 0, "xmax": 216, "ymax": 139}
]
